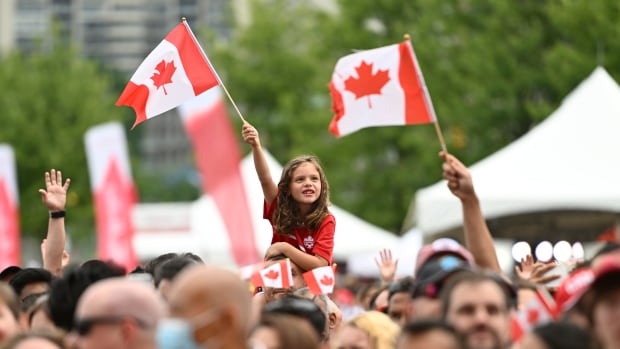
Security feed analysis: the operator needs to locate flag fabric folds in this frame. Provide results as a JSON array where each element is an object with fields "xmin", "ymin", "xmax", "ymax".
[
  {"xmin": 303, "ymin": 266, "xmax": 336, "ymax": 295},
  {"xmin": 178, "ymin": 88, "xmax": 261, "ymax": 266},
  {"xmin": 84, "ymin": 122, "xmax": 138, "ymax": 270},
  {"xmin": 116, "ymin": 21, "xmax": 219, "ymax": 128},
  {"xmin": 0, "ymin": 145, "xmax": 20, "ymax": 269},
  {"xmin": 329, "ymin": 40, "xmax": 436, "ymax": 137}
]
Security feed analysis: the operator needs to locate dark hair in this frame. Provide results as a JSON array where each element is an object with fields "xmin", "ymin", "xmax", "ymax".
[
  {"xmin": 9, "ymin": 268, "xmax": 53, "ymax": 298},
  {"xmin": 262, "ymin": 295, "xmax": 326, "ymax": 341},
  {"xmin": 0, "ymin": 266, "xmax": 22, "ymax": 282},
  {"xmin": 47, "ymin": 260, "xmax": 125, "ymax": 331},
  {"xmin": 274, "ymin": 155, "xmax": 330, "ymax": 235},
  {"xmin": 253, "ymin": 313, "xmax": 320, "ymax": 349},
  {"xmin": 585, "ymin": 271, "xmax": 620, "ymax": 324},
  {"xmin": 440, "ymin": 269, "xmax": 517, "ymax": 319},
  {"xmin": 532, "ymin": 321, "xmax": 592, "ymax": 349},
  {"xmin": 154, "ymin": 256, "xmax": 199, "ymax": 287},
  {"xmin": 0, "ymin": 283, "xmax": 19, "ymax": 321},
  {"xmin": 143, "ymin": 253, "xmax": 179, "ymax": 275},
  {"xmin": 388, "ymin": 277, "xmax": 414, "ymax": 301},
  {"xmin": 399, "ymin": 319, "xmax": 463, "ymax": 349},
  {"xmin": 368, "ymin": 285, "xmax": 389, "ymax": 312}
]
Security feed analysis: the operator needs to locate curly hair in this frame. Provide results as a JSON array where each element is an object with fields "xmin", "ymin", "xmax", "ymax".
[{"xmin": 273, "ymin": 155, "xmax": 330, "ymax": 235}]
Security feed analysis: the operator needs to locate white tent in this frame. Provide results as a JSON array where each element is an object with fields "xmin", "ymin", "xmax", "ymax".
[
  {"xmin": 134, "ymin": 150, "xmax": 399, "ymax": 269},
  {"xmin": 410, "ymin": 67, "xmax": 620, "ymax": 239}
]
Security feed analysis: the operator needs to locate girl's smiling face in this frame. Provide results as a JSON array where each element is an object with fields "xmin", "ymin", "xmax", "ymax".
[{"xmin": 289, "ymin": 162, "xmax": 321, "ymax": 215}]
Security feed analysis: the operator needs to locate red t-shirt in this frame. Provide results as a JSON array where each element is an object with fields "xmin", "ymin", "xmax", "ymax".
[{"xmin": 263, "ymin": 198, "xmax": 335, "ymax": 264}]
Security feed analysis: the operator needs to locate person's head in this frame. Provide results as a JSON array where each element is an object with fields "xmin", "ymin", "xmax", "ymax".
[
  {"xmin": 0, "ymin": 266, "xmax": 22, "ymax": 283},
  {"xmin": 263, "ymin": 295, "xmax": 326, "ymax": 342},
  {"xmin": 333, "ymin": 311, "xmax": 400, "ymax": 349},
  {"xmin": 263, "ymin": 255, "xmax": 306, "ymax": 303},
  {"xmin": 9, "ymin": 268, "xmax": 53, "ymax": 312},
  {"xmin": 294, "ymin": 287, "xmax": 341, "ymax": 342},
  {"xmin": 250, "ymin": 313, "xmax": 320, "ymax": 349},
  {"xmin": 357, "ymin": 282, "xmax": 381, "ymax": 310},
  {"xmin": 440, "ymin": 269, "xmax": 514, "ymax": 349},
  {"xmin": 514, "ymin": 321, "xmax": 591, "ymax": 349},
  {"xmin": 153, "ymin": 256, "xmax": 200, "ymax": 300},
  {"xmin": 368, "ymin": 286, "xmax": 389, "ymax": 313},
  {"xmin": 143, "ymin": 253, "xmax": 179, "ymax": 276},
  {"xmin": 47, "ymin": 260, "xmax": 125, "ymax": 332},
  {"xmin": 585, "ymin": 251, "xmax": 620, "ymax": 349},
  {"xmin": 72, "ymin": 278, "xmax": 164, "ymax": 349},
  {"xmin": 0, "ymin": 283, "xmax": 20, "ymax": 345},
  {"xmin": 412, "ymin": 248, "xmax": 472, "ymax": 321},
  {"xmin": 275, "ymin": 155, "xmax": 329, "ymax": 233},
  {"xmin": 0, "ymin": 331, "xmax": 66, "ymax": 349},
  {"xmin": 164, "ymin": 264, "xmax": 251, "ymax": 349},
  {"xmin": 396, "ymin": 320, "xmax": 464, "ymax": 349},
  {"xmin": 387, "ymin": 277, "xmax": 414, "ymax": 326}
]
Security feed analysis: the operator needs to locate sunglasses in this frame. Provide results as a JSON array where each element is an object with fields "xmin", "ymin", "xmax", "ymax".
[{"xmin": 73, "ymin": 316, "xmax": 147, "ymax": 336}]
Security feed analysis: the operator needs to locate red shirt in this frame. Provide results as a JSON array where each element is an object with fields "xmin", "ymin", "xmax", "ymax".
[{"xmin": 264, "ymin": 198, "xmax": 335, "ymax": 264}]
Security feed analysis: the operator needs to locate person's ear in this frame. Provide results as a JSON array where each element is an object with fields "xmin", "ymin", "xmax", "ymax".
[{"xmin": 328, "ymin": 312, "xmax": 337, "ymax": 330}]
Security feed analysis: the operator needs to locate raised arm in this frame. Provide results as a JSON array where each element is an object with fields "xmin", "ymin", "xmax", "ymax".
[
  {"xmin": 242, "ymin": 121, "xmax": 278, "ymax": 204},
  {"xmin": 441, "ymin": 152, "xmax": 502, "ymax": 273},
  {"xmin": 38, "ymin": 169, "xmax": 71, "ymax": 276}
]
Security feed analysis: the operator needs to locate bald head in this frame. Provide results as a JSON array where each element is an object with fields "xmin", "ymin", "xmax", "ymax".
[
  {"xmin": 77, "ymin": 278, "xmax": 165, "ymax": 328},
  {"xmin": 168, "ymin": 264, "xmax": 251, "ymax": 346}
]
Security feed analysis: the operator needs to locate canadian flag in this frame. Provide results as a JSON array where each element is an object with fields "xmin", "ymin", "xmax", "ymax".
[
  {"xmin": 238, "ymin": 261, "xmax": 266, "ymax": 288},
  {"xmin": 256, "ymin": 259, "xmax": 293, "ymax": 289},
  {"xmin": 0, "ymin": 145, "xmax": 20, "ymax": 269},
  {"xmin": 329, "ymin": 40, "xmax": 436, "ymax": 137},
  {"xmin": 511, "ymin": 288, "xmax": 558, "ymax": 342},
  {"xmin": 178, "ymin": 87, "xmax": 260, "ymax": 266},
  {"xmin": 84, "ymin": 122, "xmax": 138, "ymax": 270},
  {"xmin": 116, "ymin": 21, "xmax": 219, "ymax": 128},
  {"xmin": 303, "ymin": 266, "xmax": 336, "ymax": 295}
]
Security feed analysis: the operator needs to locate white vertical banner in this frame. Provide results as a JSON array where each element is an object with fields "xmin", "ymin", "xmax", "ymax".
[
  {"xmin": 84, "ymin": 122, "xmax": 138, "ymax": 270},
  {"xmin": 0, "ymin": 144, "xmax": 20, "ymax": 268}
]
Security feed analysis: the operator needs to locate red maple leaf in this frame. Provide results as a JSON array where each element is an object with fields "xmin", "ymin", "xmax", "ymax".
[
  {"xmin": 344, "ymin": 60, "xmax": 390, "ymax": 108},
  {"xmin": 150, "ymin": 59, "xmax": 176, "ymax": 95},
  {"xmin": 320, "ymin": 274, "xmax": 334, "ymax": 286},
  {"xmin": 265, "ymin": 270, "xmax": 280, "ymax": 280},
  {"xmin": 526, "ymin": 309, "xmax": 539, "ymax": 325}
]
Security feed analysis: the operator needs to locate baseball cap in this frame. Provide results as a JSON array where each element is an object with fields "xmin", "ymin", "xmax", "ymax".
[
  {"xmin": 412, "ymin": 254, "xmax": 470, "ymax": 299},
  {"xmin": 554, "ymin": 267, "xmax": 594, "ymax": 314},
  {"xmin": 414, "ymin": 238, "xmax": 474, "ymax": 275},
  {"xmin": 591, "ymin": 251, "xmax": 620, "ymax": 280}
]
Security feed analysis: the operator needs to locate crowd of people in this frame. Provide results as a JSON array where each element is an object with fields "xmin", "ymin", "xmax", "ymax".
[{"xmin": 0, "ymin": 121, "xmax": 618, "ymax": 349}]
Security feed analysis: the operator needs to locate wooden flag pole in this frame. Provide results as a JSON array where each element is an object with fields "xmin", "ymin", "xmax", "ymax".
[
  {"xmin": 182, "ymin": 18, "xmax": 247, "ymax": 123},
  {"xmin": 403, "ymin": 33, "xmax": 447, "ymax": 154}
]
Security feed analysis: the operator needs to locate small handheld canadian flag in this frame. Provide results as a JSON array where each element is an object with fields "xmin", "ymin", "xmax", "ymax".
[
  {"xmin": 256, "ymin": 259, "xmax": 293, "ymax": 289},
  {"xmin": 511, "ymin": 287, "xmax": 558, "ymax": 342},
  {"xmin": 303, "ymin": 266, "xmax": 336, "ymax": 295}
]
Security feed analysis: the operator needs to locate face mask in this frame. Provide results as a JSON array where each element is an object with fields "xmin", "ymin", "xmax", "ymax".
[
  {"xmin": 156, "ymin": 319, "xmax": 201, "ymax": 349},
  {"xmin": 156, "ymin": 308, "xmax": 219, "ymax": 349}
]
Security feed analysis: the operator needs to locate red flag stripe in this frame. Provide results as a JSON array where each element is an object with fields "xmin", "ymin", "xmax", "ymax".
[{"xmin": 399, "ymin": 41, "xmax": 436, "ymax": 124}]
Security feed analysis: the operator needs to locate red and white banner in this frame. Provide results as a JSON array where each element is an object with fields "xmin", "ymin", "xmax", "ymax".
[
  {"xmin": 84, "ymin": 122, "xmax": 138, "ymax": 271},
  {"xmin": 303, "ymin": 266, "xmax": 336, "ymax": 295},
  {"xmin": 178, "ymin": 87, "xmax": 260, "ymax": 266},
  {"xmin": 329, "ymin": 40, "xmax": 436, "ymax": 137},
  {"xmin": 511, "ymin": 288, "xmax": 558, "ymax": 342},
  {"xmin": 0, "ymin": 145, "xmax": 20, "ymax": 269},
  {"xmin": 116, "ymin": 21, "xmax": 219, "ymax": 127},
  {"xmin": 256, "ymin": 259, "xmax": 293, "ymax": 289}
]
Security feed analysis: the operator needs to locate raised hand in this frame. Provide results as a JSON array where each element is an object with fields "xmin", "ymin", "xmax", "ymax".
[
  {"xmin": 242, "ymin": 121, "xmax": 261, "ymax": 147},
  {"xmin": 440, "ymin": 151, "xmax": 475, "ymax": 201},
  {"xmin": 515, "ymin": 254, "xmax": 560, "ymax": 285},
  {"xmin": 38, "ymin": 169, "xmax": 71, "ymax": 212},
  {"xmin": 374, "ymin": 248, "xmax": 398, "ymax": 283}
]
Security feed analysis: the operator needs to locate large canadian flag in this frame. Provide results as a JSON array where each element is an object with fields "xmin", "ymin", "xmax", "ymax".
[
  {"xmin": 303, "ymin": 266, "xmax": 336, "ymax": 295},
  {"xmin": 0, "ymin": 145, "xmax": 20, "ymax": 269},
  {"xmin": 329, "ymin": 40, "xmax": 436, "ymax": 137},
  {"xmin": 116, "ymin": 21, "xmax": 219, "ymax": 128},
  {"xmin": 84, "ymin": 123, "xmax": 138, "ymax": 270},
  {"xmin": 178, "ymin": 88, "xmax": 260, "ymax": 266}
]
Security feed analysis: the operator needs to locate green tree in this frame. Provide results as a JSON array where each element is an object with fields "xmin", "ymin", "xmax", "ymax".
[{"xmin": 0, "ymin": 42, "xmax": 130, "ymax": 242}]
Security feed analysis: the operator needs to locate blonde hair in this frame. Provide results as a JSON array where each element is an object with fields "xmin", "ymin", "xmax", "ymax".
[{"xmin": 346, "ymin": 311, "xmax": 400, "ymax": 349}]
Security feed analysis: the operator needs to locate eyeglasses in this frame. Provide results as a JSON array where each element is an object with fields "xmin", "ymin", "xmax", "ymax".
[{"xmin": 73, "ymin": 316, "xmax": 147, "ymax": 336}]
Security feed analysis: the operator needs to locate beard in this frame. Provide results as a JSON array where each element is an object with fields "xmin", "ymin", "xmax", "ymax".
[{"xmin": 460, "ymin": 324, "xmax": 506, "ymax": 349}]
